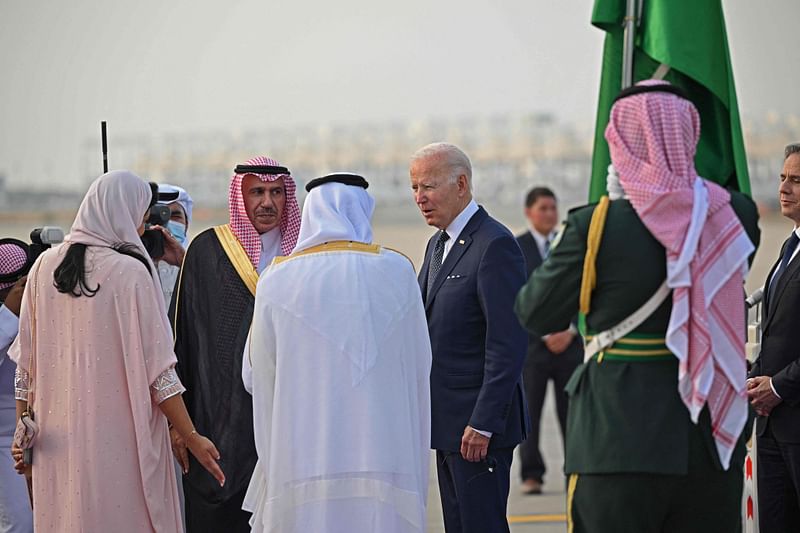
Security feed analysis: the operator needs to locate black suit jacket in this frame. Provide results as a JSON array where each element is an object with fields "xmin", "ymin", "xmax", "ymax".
[
  {"xmin": 515, "ymin": 231, "xmax": 583, "ymax": 361},
  {"xmin": 752, "ymin": 235, "xmax": 800, "ymax": 442},
  {"xmin": 420, "ymin": 206, "xmax": 529, "ymax": 452}
]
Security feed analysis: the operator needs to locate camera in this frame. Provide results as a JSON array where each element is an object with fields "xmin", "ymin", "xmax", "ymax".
[
  {"xmin": 140, "ymin": 184, "xmax": 180, "ymax": 259},
  {"xmin": 30, "ymin": 226, "xmax": 65, "ymax": 262},
  {"xmin": 0, "ymin": 226, "xmax": 65, "ymax": 286}
]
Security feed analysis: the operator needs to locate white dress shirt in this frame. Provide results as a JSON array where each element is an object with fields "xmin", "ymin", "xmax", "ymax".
[
  {"xmin": 442, "ymin": 200, "xmax": 479, "ymax": 261},
  {"xmin": 529, "ymin": 227, "xmax": 556, "ymax": 260}
]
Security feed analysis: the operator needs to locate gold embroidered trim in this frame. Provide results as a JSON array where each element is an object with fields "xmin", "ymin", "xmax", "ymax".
[
  {"xmin": 213, "ymin": 224, "xmax": 259, "ymax": 297},
  {"xmin": 272, "ymin": 240, "xmax": 381, "ymax": 266}
]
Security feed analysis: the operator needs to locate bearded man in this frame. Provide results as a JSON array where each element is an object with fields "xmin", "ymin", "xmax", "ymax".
[{"xmin": 170, "ymin": 156, "xmax": 300, "ymax": 532}]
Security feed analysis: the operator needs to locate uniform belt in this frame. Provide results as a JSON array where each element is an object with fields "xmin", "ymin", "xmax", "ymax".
[{"xmin": 583, "ymin": 334, "xmax": 672, "ymax": 362}]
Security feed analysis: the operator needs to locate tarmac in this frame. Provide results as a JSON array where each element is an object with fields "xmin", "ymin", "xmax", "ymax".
[{"xmin": 425, "ymin": 382, "xmax": 567, "ymax": 533}]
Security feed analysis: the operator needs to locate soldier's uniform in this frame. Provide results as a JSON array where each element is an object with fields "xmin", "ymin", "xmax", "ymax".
[{"xmin": 515, "ymin": 192, "xmax": 760, "ymax": 532}]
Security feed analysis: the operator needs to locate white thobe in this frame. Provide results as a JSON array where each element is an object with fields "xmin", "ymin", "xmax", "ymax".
[
  {"xmin": 242, "ymin": 246, "xmax": 432, "ymax": 533},
  {"xmin": 257, "ymin": 229, "xmax": 281, "ymax": 274},
  {"xmin": 0, "ymin": 304, "xmax": 33, "ymax": 533}
]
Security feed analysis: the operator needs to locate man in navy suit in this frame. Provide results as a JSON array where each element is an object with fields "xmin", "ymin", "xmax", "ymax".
[
  {"xmin": 515, "ymin": 187, "xmax": 582, "ymax": 495},
  {"xmin": 748, "ymin": 143, "xmax": 800, "ymax": 533},
  {"xmin": 410, "ymin": 142, "xmax": 528, "ymax": 533}
]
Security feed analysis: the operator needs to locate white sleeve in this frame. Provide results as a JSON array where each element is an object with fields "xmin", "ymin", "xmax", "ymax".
[
  {"xmin": 770, "ymin": 378, "xmax": 782, "ymax": 400},
  {"xmin": 0, "ymin": 305, "xmax": 20, "ymax": 367},
  {"xmin": 242, "ymin": 331, "xmax": 254, "ymax": 395}
]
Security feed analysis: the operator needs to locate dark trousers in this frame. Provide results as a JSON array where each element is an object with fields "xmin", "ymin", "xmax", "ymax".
[
  {"xmin": 568, "ymin": 424, "xmax": 743, "ymax": 533},
  {"xmin": 184, "ymin": 481, "xmax": 252, "ymax": 533},
  {"xmin": 518, "ymin": 349, "xmax": 579, "ymax": 481},
  {"xmin": 436, "ymin": 447, "xmax": 514, "ymax": 533},
  {"xmin": 757, "ymin": 423, "xmax": 800, "ymax": 533}
]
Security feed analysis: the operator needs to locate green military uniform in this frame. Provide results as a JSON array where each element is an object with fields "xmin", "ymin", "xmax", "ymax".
[{"xmin": 514, "ymin": 194, "xmax": 760, "ymax": 533}]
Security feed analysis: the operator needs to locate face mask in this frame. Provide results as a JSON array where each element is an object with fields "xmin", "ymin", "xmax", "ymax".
[{"xmin": 166, "ymin": 220, "xmax": 188, "ymax": 246}]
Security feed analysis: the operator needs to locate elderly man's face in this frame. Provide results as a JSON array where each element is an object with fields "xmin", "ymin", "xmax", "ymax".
[
  {"xmin": 242, "ymin": 175, "xmax": 286, "ymax": 234},
  {"xmin": 780, "ymin": 153, "xmax": 800, "ymax": 225},
  {"xmin": 410, "ymin": 156, "xmax": 470, "ymax": 230}
]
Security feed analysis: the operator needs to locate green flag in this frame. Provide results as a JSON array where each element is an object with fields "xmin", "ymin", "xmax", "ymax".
[{"xmin": 589, "ymin": 0, "xmax": 750, "ymax": 202}]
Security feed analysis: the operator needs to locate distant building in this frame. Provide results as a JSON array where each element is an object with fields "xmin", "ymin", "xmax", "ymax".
[{"xmin": 0, "ymin": 110, "xmax": 784, "ymax": 213}]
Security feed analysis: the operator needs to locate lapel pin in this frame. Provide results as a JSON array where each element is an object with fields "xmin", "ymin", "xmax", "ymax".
[{"xmin": 458, "ymin": 239, "xmax": 465, "ymax": 245}]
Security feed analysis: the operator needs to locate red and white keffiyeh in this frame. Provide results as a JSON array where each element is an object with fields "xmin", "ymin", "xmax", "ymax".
[
  {"xmin": 229, "ymin": 156, "xmax": 301, "ymax": 268},
  {"xmin": 605, "ymin": 80, "xmax": 754, "ymax": 469},
  {"xmin": 0, "ymin": 243, "xmax": 28, "ymax": 290}
]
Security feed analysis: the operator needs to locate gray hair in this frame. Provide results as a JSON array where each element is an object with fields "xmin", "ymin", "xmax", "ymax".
[
  {"xmin": 785, "ymin": 143, "xmax": 800, "ymax": 160},
  {"xmin": 411, "ymin": 142, "xmax": 473, "ymax": 191}
]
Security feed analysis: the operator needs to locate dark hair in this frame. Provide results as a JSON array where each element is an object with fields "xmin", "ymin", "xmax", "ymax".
[
  {"xmin": 53, "ymin": 244, "xmax": 100, "ymax": 297},
  {"xmin": 53, "ymin": 242, "xmax": 152, "ymax": 297},
  {"xmin": 525, "ymin": 187, "xmax": 556, "ymax": 208},
  {"xmin": 148, "ymin": 182, "xmax": 159, "ymax": 209},
  {"xmin": 55, "ymin": 184, "xmax": 156, "ymax": 297}
]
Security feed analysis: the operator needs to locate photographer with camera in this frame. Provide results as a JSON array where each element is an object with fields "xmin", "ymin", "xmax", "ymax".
[
  {"xmin": 154, "ymin": 184, "xmax": 193, "ymax": 308},
  {"xmin": 147, "ymin": 183, "xmax": 194, "ymax": 528},
  {"xmin": 0, "ymin": 241, "xmax": 33, "ymax": 533}
]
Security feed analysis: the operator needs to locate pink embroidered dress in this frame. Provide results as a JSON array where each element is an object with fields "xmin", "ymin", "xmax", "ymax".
[{"xmin": 10, "ymin": 171, "xmax": 185, "ymax": 532}]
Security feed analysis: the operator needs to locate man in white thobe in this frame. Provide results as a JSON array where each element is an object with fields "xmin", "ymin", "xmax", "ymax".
[
  {"xmin": 155, "ymin": 183, "xmax": 194, "ymax": 308},
  {"xmin": 242, "ymin": 173, "xmax": 432, "ymax": 533},
  {"xmin": 0, "ymin": 241, "xmax": 33, "ymax": 533}
]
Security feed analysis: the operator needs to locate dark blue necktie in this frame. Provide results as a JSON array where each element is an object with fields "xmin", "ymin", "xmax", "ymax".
[
  {"xmin": 768, "ymin": 232, "xmax": 800, "ymax": 305},
  {"xmin": 427, "ymin": 231, "xmax": 450, "ymax": 296}
]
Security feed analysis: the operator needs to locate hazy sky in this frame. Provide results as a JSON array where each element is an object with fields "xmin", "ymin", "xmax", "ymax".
[{"xmin": 1, "ymin": 0, "xmax": 798, "ymax": 188}]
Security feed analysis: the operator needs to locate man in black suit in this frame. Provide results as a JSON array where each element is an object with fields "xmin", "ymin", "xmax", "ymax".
[
  {"xmin": 411, "ymin": 142, "xmax": 528, "ymax": 533},
  {"xmin": 515, "ymin": 187, "xmax": 582, "ymax": 495},
  {"xmin": 748, "ymin": 142, "xmax": 800, "ymax": 533}
]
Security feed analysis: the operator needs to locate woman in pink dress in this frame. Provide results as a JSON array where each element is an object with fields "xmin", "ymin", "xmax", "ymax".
[{"xmin": 9, "ymin": 170, "xmax": 225, "ymax": 532}]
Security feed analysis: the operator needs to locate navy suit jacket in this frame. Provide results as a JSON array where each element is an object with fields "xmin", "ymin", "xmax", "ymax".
[
  {"xmin": 751, "ymin": 236, "xmax": 800, "ymax": 442},
  {"xmin": 419, "ymin": 206, "xmax": 530, "ymax": 452}
]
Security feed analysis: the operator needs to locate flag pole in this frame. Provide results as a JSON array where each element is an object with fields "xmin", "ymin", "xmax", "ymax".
[
  {"xmin": 101, "ymin": 121, "xmax": 108, "ymax": 173},
  {"xmin": 620, "ymin": 0, "xmax": 638, "ymax": 89}
]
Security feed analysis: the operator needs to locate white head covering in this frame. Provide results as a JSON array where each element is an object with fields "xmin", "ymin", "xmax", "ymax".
[
  {"xmin": 66, "ymin": 170, "xmax": 171, "ymax": 330},
  {"xmin": 157, "ymin": 184, "xmax": 193, "ymax": 225},
  {"xmin": 293, "ymin": 180, "xmax": 375, "ymax": 253}
]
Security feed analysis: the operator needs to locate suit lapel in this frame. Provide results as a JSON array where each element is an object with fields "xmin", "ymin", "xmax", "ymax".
[
  {"xmin": 520, "ymin": 232, "xmax": 543, "ymax": 272},
  {"xmin": 763, "ymin": 261, "xmax": 780, "ymax": 328},
  {"xmin": 766, "ymin": 254, "xmax": 800, "ymax": 330},
  {"xmin": 764, "ymin": 237, "xmax": 791, "ymax": 330},
  {"xmin": 424, "ymin": 208, "xmax": 486, "ymax": 311}
]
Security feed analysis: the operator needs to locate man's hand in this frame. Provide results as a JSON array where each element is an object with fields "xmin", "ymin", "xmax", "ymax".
[
  {"xmin": 747, "ymin": 376, "xmax": 782, "ymax": 417},
  {"xmin": 3, "ymin": 276, "xmax": 27, "ymax": 316},
  {"xmin": 170, "ymin": 427, "xmax": 190, "ymax": 474},
  {"xmin": 460, "ymin": 426, "xmax": 490, "ymax": 462},
  {"xmin": 544, "ymin": 329, "xmax": 575, "ymax": 355},
  {"xmin": 153, "ymin": 226, "xmax": 185, "ymax": 267}
]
